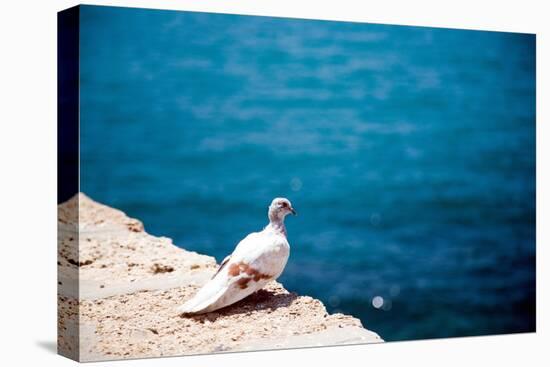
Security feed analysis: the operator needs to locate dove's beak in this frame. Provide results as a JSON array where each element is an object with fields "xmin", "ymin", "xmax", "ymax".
[{"xmin": 290, "ymin": 207, "xmax": 297, "ymax": 215}]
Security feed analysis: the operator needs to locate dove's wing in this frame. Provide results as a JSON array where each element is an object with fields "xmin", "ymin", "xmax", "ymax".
[
  {"xmin": 177, "ymin": 231, "xmax": 289, "ymax": 315},
  {"xmin": 210, "ymin": 254, "xmax": 231, "ymax": 279}
]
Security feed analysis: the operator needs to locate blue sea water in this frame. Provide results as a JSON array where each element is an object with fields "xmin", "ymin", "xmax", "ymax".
[{"xmin": 79, "ymin": 6, "xmax": 536, "ymax": 341}]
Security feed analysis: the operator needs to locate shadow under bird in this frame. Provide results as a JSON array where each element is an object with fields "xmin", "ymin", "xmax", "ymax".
[{"xmin": 177, "ymin": 198, "xmax": 296, "ymax": 315}]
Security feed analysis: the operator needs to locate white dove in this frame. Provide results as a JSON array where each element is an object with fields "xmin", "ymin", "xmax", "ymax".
[{"xmin": 177, "ymin": 197, "xmax": 296, "ymax": 315}]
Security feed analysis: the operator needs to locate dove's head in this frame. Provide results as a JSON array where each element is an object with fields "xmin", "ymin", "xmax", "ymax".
[{"xmin": 268, "ymin": 197, "xmax": 296, "ymax": 222}]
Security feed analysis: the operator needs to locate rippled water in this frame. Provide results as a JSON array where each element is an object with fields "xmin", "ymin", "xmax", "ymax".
[{"xmin": 79, "ymin": 5, "xmax": 535, "ymax": 341}]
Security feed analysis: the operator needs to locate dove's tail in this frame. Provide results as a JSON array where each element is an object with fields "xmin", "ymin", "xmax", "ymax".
[{"xmin": 177, "ymin": 277, "xmax": 228, "ymax": 315}]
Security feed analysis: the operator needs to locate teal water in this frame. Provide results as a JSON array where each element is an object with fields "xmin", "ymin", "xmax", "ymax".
[{"xmin": 79, "ymin": 6, "xmax": 535, "ymax": 341}]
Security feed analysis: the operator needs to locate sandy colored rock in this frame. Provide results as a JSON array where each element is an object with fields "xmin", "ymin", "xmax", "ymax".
[{"xmin": 58, "ymin": 193, "xmax": 382, "ymax": 362}]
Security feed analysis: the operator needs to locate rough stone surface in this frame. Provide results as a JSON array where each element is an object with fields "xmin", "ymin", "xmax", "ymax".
[{"xmin": 58, "ymin": 193, "xmax": 382, "ymax": 362}]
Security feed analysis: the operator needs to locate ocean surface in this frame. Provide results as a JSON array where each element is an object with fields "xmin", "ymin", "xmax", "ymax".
[{"xmin": 79, "ymin": 6, "xmax": 536, "ymax": 341}]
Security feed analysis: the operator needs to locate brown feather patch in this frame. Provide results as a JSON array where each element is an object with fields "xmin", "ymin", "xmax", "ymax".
[
  {"xmin": 227, "ymin": 261, "xmax": 273, "ymax": 287},
  {"xmin": 237, "ymin": 277, "xmax": 251, "ymax": 289}
]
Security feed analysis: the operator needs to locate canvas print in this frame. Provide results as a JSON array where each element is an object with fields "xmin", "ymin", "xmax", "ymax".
[{"xmin": 57, "ymin": 5, "xmax": 536, "ymax": 362}]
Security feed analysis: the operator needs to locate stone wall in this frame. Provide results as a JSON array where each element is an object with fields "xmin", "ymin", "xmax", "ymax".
[{"xmin": 57, "ymin": 194, "xmax": 382, "ymax": 361}]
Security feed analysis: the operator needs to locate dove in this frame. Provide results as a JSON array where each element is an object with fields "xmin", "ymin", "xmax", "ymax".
[{"xmin": 177, "ymin": 197, "xmax": 296, "ymax": 315}]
